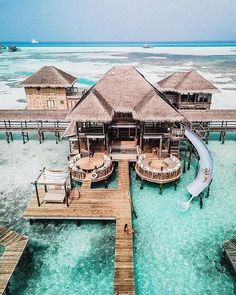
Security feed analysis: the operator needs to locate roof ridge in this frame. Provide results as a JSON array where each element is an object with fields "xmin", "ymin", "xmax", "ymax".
[
  {"xmin": 175, "ymin": 70, "xmax": 193, "ymax": 90},
  {"xmin": 51, "ymin": 66, "xmax": 74, "ymax": 84},
  {"xmin": 92, "ymin": 88, "xmax": 114, "ymax": 115}
]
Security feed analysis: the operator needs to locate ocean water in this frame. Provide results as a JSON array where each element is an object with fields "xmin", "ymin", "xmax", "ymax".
[
  {"xmin": 0, "ymin": 42, "xmax": 236, "ymax": 109},
  {"xmin": 0, "ymin": 138, "xmax": 115, "ymax": 295},
  {"xmin": 131, "ymin": 138, "xmax": 236, "ymax": 295}
]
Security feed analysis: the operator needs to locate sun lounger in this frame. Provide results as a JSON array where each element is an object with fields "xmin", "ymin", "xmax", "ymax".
[{"xmin": 44, "ymin": 189, "xmax": 66, "ymax": 203}]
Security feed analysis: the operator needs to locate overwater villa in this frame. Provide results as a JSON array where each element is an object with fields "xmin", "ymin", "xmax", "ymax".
[
  {"xmin": 2, "ymin": 64, "xmax": 236, "ymax": 295},
  {"xmin": 20, "ymin": 66, "xmax": 87, "ymax": 110},
  {"xmin": 157, "ymin": 70, "xmax": 219, "ymax": 110},
  {"xmin": 63, "ymin": 65, "xmax": 187, "ymax": 185}
]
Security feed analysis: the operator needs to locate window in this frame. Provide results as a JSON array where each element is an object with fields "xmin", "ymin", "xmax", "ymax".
[{"xmin": 47, "ymin": 99, "xmax": 55, "ymax": 108}]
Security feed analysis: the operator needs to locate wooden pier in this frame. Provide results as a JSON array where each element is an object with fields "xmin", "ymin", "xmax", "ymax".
[
  {"xmin": 222, "ymin": 238, "xmax": 236, "ymax": 273},
  {"xmin": 23, "ymin": 160, "xmax": 135, "ymax": 294},
  {"xmin": 0, "ymin": 110, "xmax": 68, "ymax": 143},
  {"xmin": 0, "ymin": 227, "xmax": 28, "ymax": 295}
]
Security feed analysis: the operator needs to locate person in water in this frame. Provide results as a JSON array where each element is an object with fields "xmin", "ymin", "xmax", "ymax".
[{"xmin": 203, "ymin": 168, "xmax": 210, "ymax": 182}]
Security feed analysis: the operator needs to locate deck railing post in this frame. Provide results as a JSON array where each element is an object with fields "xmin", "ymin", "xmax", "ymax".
[{"xmin": 34, "ymin": 182, "xmax": 40, "ymax": 207}]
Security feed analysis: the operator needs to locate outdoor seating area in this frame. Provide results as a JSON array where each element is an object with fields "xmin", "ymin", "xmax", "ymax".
[
  {"xmin": 135, "ymin": 153, "xmax": 182, "ymax": 184},
  {"xmin": 68, "ymin": 153, "xmax": 114, "ymax": 183},
  {"xmin": 32, "ymin": 168, "xmax": 70, "ymax": 207}
]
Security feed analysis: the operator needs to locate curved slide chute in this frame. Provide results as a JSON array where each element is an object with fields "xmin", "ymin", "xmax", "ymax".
[{"xmin": 179, "ymin": 128, "xmax": 213, "ymax": 210}]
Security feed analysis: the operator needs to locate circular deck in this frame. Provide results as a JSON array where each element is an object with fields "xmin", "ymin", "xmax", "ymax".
[
  {"xmin": 149, "ymin": 159, "xmax": 166, "ymax": 170},
  {"xmin": 76, "ymin": 157, "xmax": 104, "ymax": 171}
]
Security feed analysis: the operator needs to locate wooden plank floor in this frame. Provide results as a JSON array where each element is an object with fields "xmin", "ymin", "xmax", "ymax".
[
  {"xmin": 0, "ymin": 227, "xmax": 28, "ymax": 295},
  {"xmin": 23, "ymin": 160, "xmax": 135, "ymax": 294}
]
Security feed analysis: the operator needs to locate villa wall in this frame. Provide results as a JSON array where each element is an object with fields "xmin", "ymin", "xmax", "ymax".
[{"xmin": 25, "ymin": 87, "xmax": 68, "ymax": 110}]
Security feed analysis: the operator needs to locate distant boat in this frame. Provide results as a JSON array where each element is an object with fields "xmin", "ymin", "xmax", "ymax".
[
  {"xmin": 143, "ymin": 43, "xmax": 152, "ymax": 48},
  {"xmin": 32, "ymin": 38, "xmax": 39, "ymax": 44}
]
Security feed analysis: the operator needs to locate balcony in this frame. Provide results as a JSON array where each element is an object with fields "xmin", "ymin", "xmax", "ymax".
[
  {"xmin": 66, "ymin": 87, "xmax": 88, "ymax": 98},
  {"xmin": 178, "ymin": 101, "xmax": 211, "ymax": 110}
]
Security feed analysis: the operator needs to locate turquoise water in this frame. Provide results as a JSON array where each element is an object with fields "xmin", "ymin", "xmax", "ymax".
[
  {"xmin": 0, "ymin": 137, "xmax": 236, "ymax": 294},
  {"xmin": 11, "ymin": 221, "xmax": 115, "ymax": 295},
  {"xmin": 0, "ymin": 139, "xmax": 115, "ymax": 294},
  {"xmin": 131, "ymin": 139, "xmax": 236, "ymax": 295}
]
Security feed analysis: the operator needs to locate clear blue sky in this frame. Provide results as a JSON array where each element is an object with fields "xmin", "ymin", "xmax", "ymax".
[{"xmin": 0, "ymin": 0, "xmax": 235, "ymax": 41}]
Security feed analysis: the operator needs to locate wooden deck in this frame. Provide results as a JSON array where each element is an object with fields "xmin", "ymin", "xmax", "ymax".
[
  {"xmin": 23, "ymin": 160, "xmax": 135, "ymax": 294},
  {"xmin": 222, "ymin": 238, "xmax": 236, "ymax": 273},
  {"xmin": 0, "ymin": 227, "xmax": 28, "ymax": 295}
]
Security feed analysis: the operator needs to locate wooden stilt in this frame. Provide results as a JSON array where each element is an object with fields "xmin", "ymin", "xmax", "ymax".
[
  {"xmin": 105, "ymin": 179, "xmax": 108, "ymax": 189},
  {"xmin": 183, "ymin": 148, "xmax": 187, "ymax": 173},
  {"xmin": 174, "ymin": 181, "xmax": 178, "ymax": 191},
  {"xmin": 140, "ymin": 178, "xmax": 143, "ymax": 190},
  {"xmin": 6, "ymin": 131, "xmax": 13, "ymax": 143},
  {"xmin": 222, "ymin": 132, "xmax": 226, "ymax": 144},
  {"xmin": 187, "ymin": 146, "xmax": 193, "ymax": 170},
  {"xmin": 199, "ymin": 194, "xmax": 203, "ymax": 209},
  {"xmin": 5, "ymin": 284, "xmax": 10, "ymax": 295},
  {"xmin": 206, "ymin": 180, "xmax": 212, "ymax": 198},
  {"xmin": 159, "ymin": 183, "xmax": 163, "ymax": 195}
]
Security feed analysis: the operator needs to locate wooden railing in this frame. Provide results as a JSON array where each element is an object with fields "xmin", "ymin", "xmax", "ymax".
[
  {"xmin": 136, "ymin": 164, "xmax": 182, "ymax": 183},
  {"xmin": 178, "ymin": 102, "xmax": 211, "ymax": 110}
]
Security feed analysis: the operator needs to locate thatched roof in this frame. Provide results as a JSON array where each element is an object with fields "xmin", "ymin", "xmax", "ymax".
[
  {"xmin": 181, "ymin": 109, "xmax": 236, "ymax": 122},
  {"xmin": 67, "ymin": 88, "xmax": 113, "ymax": 122},
  {"xmin": 67, "ymin": 65, "xmax": 184, "ymax": 123},
  {"xmin": 133, "ymin": 89, "xmax": 183, "ymax": 122},
  {"xmin": 157, "ymin": 70, "xmax": 219, "ymax": 94},
  {"xmin": 19, "ymin": 66, "xmax": 77, "ymax": 88}
]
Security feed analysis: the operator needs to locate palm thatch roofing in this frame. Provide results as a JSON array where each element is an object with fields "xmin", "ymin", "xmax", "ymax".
[
  {"xmin": 19, "ymin": 66, "xmax": 77, "ymax": 88},
  {"xmin": 157, "ymin": 70, "xmax": 219, "ymax": 94},
  {"xmin": 67, "ymin": 65, "xmax": 184, "ymax": 123},
  {"xmin": 181, "ymin": 109, "xmax": 236, "ymax": 122}
]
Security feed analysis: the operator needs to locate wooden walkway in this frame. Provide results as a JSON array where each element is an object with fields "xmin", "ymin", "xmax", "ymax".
[
  {"xmin": 0, "ymin": 227, "xmax": 28, "ymax": 295},
  {"xmin": 23, "ymin": 160, "xmax": 135, "ymax": 294},
  {"xmin": 222, "ymin": 238, "xmax": 236, "ymax": 273}
]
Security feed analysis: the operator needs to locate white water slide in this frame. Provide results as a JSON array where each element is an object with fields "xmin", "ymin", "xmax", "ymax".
[{"xmin": 185, "ymin": 128, "xmax": 213, "ymax": 197}]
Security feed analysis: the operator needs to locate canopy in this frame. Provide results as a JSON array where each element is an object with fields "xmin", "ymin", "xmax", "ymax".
[{"xmin": 36, "ymin": 168, "xmax": 68, "ymax": 185}]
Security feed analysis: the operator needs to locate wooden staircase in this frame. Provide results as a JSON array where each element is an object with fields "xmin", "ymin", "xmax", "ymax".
[
  {"xmin": 170, "ymin": 146, "xmax": 179, "ymax": 157},
  {"xmin": 81, "ymin": 174, "xmax": 92, "ymax": 190},
  {"xmin": 0, "ymin": 227, "xmax": 28, "ymax": 295}
]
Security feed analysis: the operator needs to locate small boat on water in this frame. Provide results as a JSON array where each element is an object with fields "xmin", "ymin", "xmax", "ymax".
[
  {"xmin": 32, "ymin": 38, "xmax": 39, "ymax": 44},
  {"xmin": 143, "ymin": 43, "xmax": 152, "ymax": 48}
]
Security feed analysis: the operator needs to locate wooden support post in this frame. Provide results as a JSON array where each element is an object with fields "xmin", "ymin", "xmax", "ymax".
[
  {"xmin": 5, "ymin": 284, "xmax": 10, "ymax": 295},
  {"xmin": 174, "ymin": 181, "xmax": 178, "ymax": 191},
  {"xmin": 35, "ymin": 183, "xmax": 40, "ymax": 207},
  {"xmin": 105, "ymin": 179, "xmax": 108, "ymax": 189},
  {"xmin": 159, "ymin": 183, "xmax": 163, "ymax": 195},
  {"xmin": 183, "ymin": 148, "xmax": 187, "ymax": 173},
  {"xmin": 140, "ymin": 178, "xmax": 143, "ymax": 190},
  {"xmin": 205, "ymin": 132, "xmax": 209, "ymax": 144},
  {"xmin": 219, "ymin": 132, "xmax": 222, "ymax": 141},
  {"xmin": 6, "ymin": 131, "xmax": 13, "ymax": 143},
  {"xmin": 187, "ymin": 146, "xmax": 193, "ymax": 170},
  {"xmin": 69, "ymin": 171, "xmax": 73, "ymax": 189},
  {"xmin": 195, "ymin": 157, "xmax": 199, "ymax": 177},
  {"xmin": 222, "ymin": 132, "xmax": 225, "ymax": 144},
  {"xmin": 199, "ymin": 194, "xmax": 203, "ymax": 209},
  {"xmin": 206, "ymin": 180, "xmax": 212, "ymax": 198}
]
